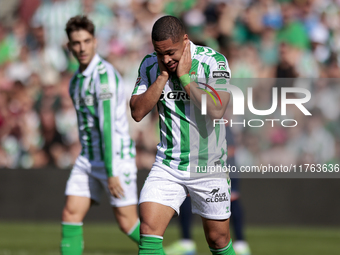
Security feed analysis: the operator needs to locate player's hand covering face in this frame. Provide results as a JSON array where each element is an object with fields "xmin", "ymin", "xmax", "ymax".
[
  {"xmin": 68, "ymin": 29, "xmax": 97, "ymax": 68},
  {"xmin": 153, "ymin": 34, "xmax": 189, "ymax": 74},
  {"xmin": 176, "ymin": 41, "xmax": 191, "ymax": 78}
]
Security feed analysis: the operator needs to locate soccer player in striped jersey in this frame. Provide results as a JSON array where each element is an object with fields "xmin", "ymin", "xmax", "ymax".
[
  {"xmin": 60, "ymin": 16, "xmax": 140, "ymax": 255},
  {"xmin": 131, "ymin": 16, "xmax": 236, "ymax": 255}
]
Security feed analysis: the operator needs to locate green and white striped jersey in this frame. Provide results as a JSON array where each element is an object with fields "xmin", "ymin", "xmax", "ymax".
[
  {"xmin": 70, "ymin": 54, "xmax": 135, "ymax": 177},
  {"xmin": 132, "ymin": 42, "xmax": 231, "ymax": 172}
]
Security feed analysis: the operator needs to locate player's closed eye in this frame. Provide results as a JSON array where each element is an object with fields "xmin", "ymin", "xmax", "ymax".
[{"xmin": 156, "ymin": 52, "xmax": 174, "ymax": 56}]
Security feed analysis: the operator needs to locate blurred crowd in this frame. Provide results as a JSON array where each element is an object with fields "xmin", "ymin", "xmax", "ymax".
[{"xmin": 0, "ymin": 0, "xmax": 339, "ymax": 170}]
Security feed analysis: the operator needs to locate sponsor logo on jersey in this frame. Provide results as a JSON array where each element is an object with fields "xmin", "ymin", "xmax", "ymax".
[
  {"xmin": 75, "ymin": 97, "xmax": 95, "ymax": 107},
  {"xmin": 212, "ymin": 71, "xmax": 230, "ymax": 79},
  {"xmin": 160, "ymin": 91, "xmax": 190, "ymax": 101},
  {"xmin": 206, "ymin": 188, "xmax": 228, "ymax": 203},
  {"xmin": 99, "ymin": 92, "xmax": 113, "ymax": 100}
]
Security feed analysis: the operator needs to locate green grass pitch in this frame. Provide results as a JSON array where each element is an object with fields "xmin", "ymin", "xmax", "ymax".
[{"xmin": 0, "ymin": 221, "xmax": 339, "ymax": 255}]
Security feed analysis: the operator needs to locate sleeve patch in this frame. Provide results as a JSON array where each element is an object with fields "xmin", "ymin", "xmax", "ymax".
[
  {"xmin": 213, "ymin": 71, "xmax": 230, "ymax": 79},
  {"xmin": 217, "ymin": 61, "xmax": 227, "ymax": 70}
]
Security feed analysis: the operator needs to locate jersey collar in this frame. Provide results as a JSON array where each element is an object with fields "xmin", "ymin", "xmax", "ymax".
[{"xmin": 81, "ymin": 54, "xmax": 101, "ymax": 77}]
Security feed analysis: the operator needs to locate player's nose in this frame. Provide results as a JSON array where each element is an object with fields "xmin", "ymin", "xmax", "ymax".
[
  {"xmin": 80, "ymin": 42, "xmax": 86, "ymax": 52},
  {"xmin": 163, "ymin": 55, "xmax": 171, "ymax": 64}
]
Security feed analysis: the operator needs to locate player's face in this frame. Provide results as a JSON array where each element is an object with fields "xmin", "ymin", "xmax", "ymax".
[
  {"xmin": 153, "ymin": 34, "xmax": 188, "ymax": 73},
  {"xmin": 68, "ymin": 29, "xmax": 97, "ymax": 69}
]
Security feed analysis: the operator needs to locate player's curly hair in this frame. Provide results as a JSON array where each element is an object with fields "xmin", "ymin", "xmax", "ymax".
[
  {"xmin": 65, "ymin": 15, "xmax": 95, "ymax": 39},
  {"xmin": 152, "ymin": 15, "xmax": 185, "ymax": 43}
]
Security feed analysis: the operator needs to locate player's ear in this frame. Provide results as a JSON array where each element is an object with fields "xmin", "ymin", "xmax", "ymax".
[
  {"xmin": 183, "ymin": 34, "xmax": 189, "ymax": 45},
  {"xmin": 67, "ymin": 42, "xmax": 71, "ymax": 51}
]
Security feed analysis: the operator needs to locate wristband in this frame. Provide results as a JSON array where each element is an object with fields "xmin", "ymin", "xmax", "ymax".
[{"xmin": 179, "ymin": 74, "xmax": 191, "ymax": 87}]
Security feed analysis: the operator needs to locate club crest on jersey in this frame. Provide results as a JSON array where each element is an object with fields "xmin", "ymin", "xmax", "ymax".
[
  {"xmin": 100, "ymin": 84, "xmax": 109, "ymax": 93},
  {"xmin": 99, "ymin": 84, "xmax": 112, "ymax": 100},
  {"xmin": 190, "ymin": 71, "xmax": 197, "ymax": 82},
  {"xmin": 217, "ymin": 61, "xmax": 226, "ymax": 70}
]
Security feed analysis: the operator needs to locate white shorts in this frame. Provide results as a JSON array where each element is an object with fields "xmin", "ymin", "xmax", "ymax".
[
  {"xmin": 65, "ymin": 156, "xmax": 138, "ymax": 207},
  {"xmin": 139, "ymin": 162, "xmax": 231, "ymax": 220}
]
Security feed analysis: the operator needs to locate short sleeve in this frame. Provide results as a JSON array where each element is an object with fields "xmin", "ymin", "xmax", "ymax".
[
  {"xmin": 209, "ymin": 53, "xmax": 231, "ymax": 93},
  {"xmin": 131, "ymin": 55, "xmax": 152, "ymax": 96}
]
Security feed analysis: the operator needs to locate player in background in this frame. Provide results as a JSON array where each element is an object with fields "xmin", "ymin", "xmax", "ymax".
[
  {"xmin": 61, "ymin": 16, "xmax": 139, "ymax": 255},
  {"xmin": 131, "ymin": 16, "xmax": 236, "ymax": 255}
]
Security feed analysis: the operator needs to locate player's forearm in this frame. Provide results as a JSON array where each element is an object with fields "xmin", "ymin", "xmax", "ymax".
[
  {"xmin": 207, "ymin": 103, "xmax": 229, "ymax": 119},
  {"xmin": 188, "ymin": 82, "xmax": 230, "ymax": 119},
  {"xmin": 130, "ymin": 75, "xmax": 167, "ymax": 122}
]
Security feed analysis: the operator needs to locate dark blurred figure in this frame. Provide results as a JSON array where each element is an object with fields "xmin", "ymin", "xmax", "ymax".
[{"xmin": 40, "ymin": 109, "xmax": 64, "ymax": 166}]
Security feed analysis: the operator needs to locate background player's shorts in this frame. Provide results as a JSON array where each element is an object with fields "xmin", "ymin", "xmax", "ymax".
[
  {"xmin": 65, "ymin": 156, "xmax": 138, "ymax": 207},
  {"xmin": 139, "ymin": 162, "xmax": 231, "ymax": 220}
]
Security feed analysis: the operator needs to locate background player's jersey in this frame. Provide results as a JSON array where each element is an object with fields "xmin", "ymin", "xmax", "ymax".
[
  {"xmin": 132, "ymin": 42, "xmax": 231, "ymax": 172},
  {"xmin": 70, "ymin": 54, "xmax": 135, "ymax": 177}
]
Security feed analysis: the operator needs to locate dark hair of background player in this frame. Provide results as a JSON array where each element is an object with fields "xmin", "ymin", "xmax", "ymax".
[{"xmin": 65, "ymin": 15, "xmax": 95, "ymax": 40}]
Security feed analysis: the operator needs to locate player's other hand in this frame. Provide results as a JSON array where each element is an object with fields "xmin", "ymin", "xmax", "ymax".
[
  {"xmin": 177, "ymin": 41, "xmax": 191, "ymax": 78},
  {"xmin": 157, "ymin": 55, "xmax": 169, "ymax": 79},
  {"xmin": 108, "ymin": 176, "xmax": 124, "ymax": 198}
]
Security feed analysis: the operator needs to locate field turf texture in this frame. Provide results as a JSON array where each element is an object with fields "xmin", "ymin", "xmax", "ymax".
[{"xmin": 0, "ymin": 221, "xmax": 339, "ymax": 255}]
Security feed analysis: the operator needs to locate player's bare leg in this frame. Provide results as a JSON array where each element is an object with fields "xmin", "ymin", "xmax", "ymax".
[
  {"xmin": 202, "ymin": 217, "xmax": 236, "ymax": 255},
  {"xmin": 113, "ymin": 204, "xmax": 140, "ymax": 243},
  {"xmin": 61, "ymin": 195, "xmax": 92, "ymax": 255},
  {"xmin": 139, "ymin": 202, "xmax": 176, "ymax": 254},
  {"xmin": 62, "ymin": 195, "xmax": 91, "ymax": 222}
]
